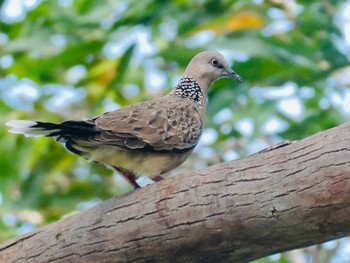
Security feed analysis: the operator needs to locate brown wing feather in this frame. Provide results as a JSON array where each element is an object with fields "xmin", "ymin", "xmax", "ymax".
[{"xmin": 93, "ymin": 96, "xmax": 204, "ymax": 151}]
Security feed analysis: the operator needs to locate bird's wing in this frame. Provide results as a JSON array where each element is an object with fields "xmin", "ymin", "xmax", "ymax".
[{"xmin": 94, "ymin": 97, "xmax": 204, "ymax": 152}]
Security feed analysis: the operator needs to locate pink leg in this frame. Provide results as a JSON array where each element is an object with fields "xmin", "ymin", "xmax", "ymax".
[
  {"xmin": 123, "ymin": 172, "xmax": 141, "ymax": 189},
  {"xmin": 113, "ymin": 167, "xmax": 140, "ymax": 189}
]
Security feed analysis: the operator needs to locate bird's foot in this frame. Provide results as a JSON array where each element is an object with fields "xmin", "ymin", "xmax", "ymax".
[{"xmin": 153, "ymin": 175, "xmax": 164, "ymax": 182}]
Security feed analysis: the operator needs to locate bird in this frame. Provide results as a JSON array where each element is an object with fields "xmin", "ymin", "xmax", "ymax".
[{"xmin": 6, "ymin": 51, "xmax": 242, "ymax": 189}]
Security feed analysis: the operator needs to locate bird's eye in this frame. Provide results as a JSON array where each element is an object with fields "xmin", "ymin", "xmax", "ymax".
[{"xmin": 211, "ymin": 59, "xmax": 219, "ymax": 67}]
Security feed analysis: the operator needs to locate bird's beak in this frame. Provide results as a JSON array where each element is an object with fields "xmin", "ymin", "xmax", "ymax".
[{"xmin": 222, "ymin": 68, "xmax": 242, "ymax": 83}]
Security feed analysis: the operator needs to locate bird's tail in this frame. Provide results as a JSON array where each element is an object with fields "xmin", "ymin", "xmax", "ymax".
[
  {"xmin": 5, "ymin": 120, "xmax": 62, "ymax": 137},
  {"xmin": 6, "ymin": 119, "xmax": 100, "ymax": 156},
  {"xmin": 6, "ymin": 120, "xmax": 98, "ymax": 138}
]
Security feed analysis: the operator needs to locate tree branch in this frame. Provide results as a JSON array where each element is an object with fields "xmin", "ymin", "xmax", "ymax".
[{"xmin": 2, "ymin": 122, "xmax": 350, "ymax": 263}]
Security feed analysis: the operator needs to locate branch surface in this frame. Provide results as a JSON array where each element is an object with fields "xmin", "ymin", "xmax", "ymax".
[{"xmin": 2, "ymin": 122, "xmax": 350, "ymax": 263}]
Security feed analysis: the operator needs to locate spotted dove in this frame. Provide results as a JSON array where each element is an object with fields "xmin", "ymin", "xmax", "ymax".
[{"xmin": 6, "ymin": 51, "xmax": 242, "ymax": 189}]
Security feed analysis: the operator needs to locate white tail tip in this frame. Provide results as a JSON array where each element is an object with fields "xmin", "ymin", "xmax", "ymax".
[{"xmin": 6, "ymin": 120, "xmax": 46, "ymax": 137}]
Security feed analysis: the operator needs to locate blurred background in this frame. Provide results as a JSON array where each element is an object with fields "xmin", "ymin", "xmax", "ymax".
[{"xmin": 1, "ymin": 0, "xmax": 350, "ymax": 262}]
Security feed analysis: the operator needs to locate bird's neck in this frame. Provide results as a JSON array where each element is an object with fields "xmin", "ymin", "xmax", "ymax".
[{"xmin": 173, "ymin": 75, "xmax": 205, "ymax": 106}]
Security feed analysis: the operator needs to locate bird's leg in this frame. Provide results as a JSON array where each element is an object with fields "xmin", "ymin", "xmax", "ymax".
[
  {"xmin": 153, "ymin": 175, "xmax": 164, "ymax": 182},
  {"xmin": 113, "ymin": 167, "xmax": 141, "ymax": 189},
  {"xmin": 123, "ymin": 171, "xmax": 141, "ymax": 189}
]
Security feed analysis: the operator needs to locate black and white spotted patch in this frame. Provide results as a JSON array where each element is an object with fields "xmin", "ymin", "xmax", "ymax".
[{"xmin": 174, "ymin": 75, "xmax": 204, "ymax": 106}]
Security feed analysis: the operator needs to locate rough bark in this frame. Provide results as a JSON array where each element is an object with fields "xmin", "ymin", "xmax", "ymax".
[{"xmin": 1, "ymin": 122, "xmax": 350, "ymax": 263}]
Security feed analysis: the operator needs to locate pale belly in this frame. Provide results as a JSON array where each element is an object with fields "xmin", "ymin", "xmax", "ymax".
[{"xmin": 86, "ymin": 145, "xmax": 192, "ymax": 178}]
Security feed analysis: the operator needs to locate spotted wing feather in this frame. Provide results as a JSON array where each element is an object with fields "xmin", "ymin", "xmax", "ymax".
[{"xmin": 94, "ymin": 95, "xmax": 204, "ymax": 152}]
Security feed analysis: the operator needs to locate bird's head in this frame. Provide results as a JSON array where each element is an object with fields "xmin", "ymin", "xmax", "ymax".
[{"xmin": 184, "ymin": 51, "xmax": 242, "ymax": 93}]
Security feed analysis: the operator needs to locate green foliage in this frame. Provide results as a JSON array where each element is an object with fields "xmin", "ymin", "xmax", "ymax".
[{"xmin": 1, "ymin": 0, "xmax": 349, "ymax": 261}]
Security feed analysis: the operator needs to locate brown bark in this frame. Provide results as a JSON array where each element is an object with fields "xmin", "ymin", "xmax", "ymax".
[{"xmin": 1, "ymin": 122, "xmax": 350, "ymax": 263}]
